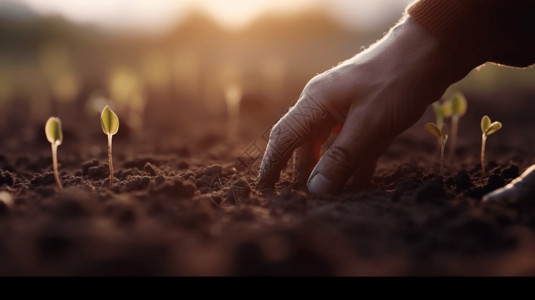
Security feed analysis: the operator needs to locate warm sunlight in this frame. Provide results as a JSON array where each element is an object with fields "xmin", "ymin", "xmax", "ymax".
[
  {"xmin": 4, "ymin": 0, "xmax": 535, "ymax": 277},
  {"xmin": 20, "ymin": 0, "xmax": 190, "ymax": 32},
  {"xmin": 19, "ymin": 0, "xmax": 413, "ymax": 32},
  {"xmin": 193, "ymin": 0, "xmax": 314, "ymax": 30}
]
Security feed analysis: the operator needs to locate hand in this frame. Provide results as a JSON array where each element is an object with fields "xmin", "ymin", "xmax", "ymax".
[
  {"xmin": 256, "ymin": 16, "xmax": 479, "ymax": 194},
  {"xmin": 483, "ymin": 165, "xmax": 535, "ymax": 202}
]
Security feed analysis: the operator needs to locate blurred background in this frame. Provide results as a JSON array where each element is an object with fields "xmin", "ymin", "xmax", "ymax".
[{"xmin": 1, "ymin": 0, "xmax": 534, "ymax": 153}]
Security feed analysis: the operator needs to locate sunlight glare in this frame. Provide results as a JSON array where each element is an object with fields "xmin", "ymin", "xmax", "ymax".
[
  {"xmin": 193, "ymin": 0, "xmax": 314, "ymax": 30},
  {"xmin": 21, "ymin": 0, "xmax": 415, "ymax": 32}
]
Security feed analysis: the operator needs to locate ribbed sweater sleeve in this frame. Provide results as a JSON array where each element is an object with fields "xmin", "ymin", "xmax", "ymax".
[{"xmin": 407, "ymin": 0, "xmax": 535, "ymax": 67}]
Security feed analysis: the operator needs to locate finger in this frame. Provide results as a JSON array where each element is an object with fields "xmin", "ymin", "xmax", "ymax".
[
  {"xmin": 319, "ymin": 127, "xmax": 377, "ymax": 188},
  {"xmin": 319, "ymin": 129, "xmax": 339, "ymax": 158},
  {"xmin": 256, "ymin": 93, "xmax": 334, "ymax": 189},
  {"xmin": 295, "ymin": 124, "xmax": 345, "ymax": 190},
  {"xmin": 483, "ymin": 164, "xmax": 535, "ymax": 202},
  {"xmin": 292, "ymin": 130, "xmax": 330, "ymax": 190},
  {"xmin": 307, "ymin": 109, "xmax": 391, "ymax": 194},
  {"xmin": 482, "ymin": 184, "xmax": 519, "ymax": 202}
]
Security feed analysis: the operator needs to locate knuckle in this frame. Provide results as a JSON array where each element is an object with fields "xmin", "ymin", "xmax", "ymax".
[
  {"xmin": 268, "ymin": 120, "xmax": 284, "ymax": 141},
  {"xmin": 324, "ymin": 145, "xmax": 352, "ymax": 167},
  {"xmin": 288, "ymin": 100, "xmax": 329, "ymax": 135},
  {"xmin": 303, "ymin": 74, "xmax": 325, "ymax": 94},
  {"xmin": 267, "ymin": 117, "xmax": 304, "ymax": 158}
]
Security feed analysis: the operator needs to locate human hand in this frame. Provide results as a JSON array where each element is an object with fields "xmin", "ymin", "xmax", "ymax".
[
  {"xmin": 483, "ymin": 165, "xmax": 535, "ymax": 202},
  {"xmin": 256, "ymin": 16, "xmax": 479, "ymax": 194}
]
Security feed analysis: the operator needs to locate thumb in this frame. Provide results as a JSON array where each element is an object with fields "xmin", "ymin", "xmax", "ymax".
[
  {"xmin": 307, "ymin": 144, "xmax": 356, "ymax": 194},
  {"xmin": 306, "ymin": 112, "xmax": 389, "ymax": 195}
]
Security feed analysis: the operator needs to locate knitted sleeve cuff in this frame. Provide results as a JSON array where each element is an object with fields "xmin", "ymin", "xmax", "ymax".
[{"xmin": 406, "ymin": 0, "xmax": 492, "ymax": 64}]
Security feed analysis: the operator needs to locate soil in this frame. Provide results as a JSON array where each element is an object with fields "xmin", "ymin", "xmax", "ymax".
[{"xmin": 2, "ymin": 88, "xmax": 535, "ymax": 276}]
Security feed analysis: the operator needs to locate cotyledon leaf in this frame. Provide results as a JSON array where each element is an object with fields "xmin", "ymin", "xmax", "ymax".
[
  {"xmin": 481, "ymin": 115, "xmax": 491, "ymax": 134},
  {"xmin": 101, "ymin": 105, "xmax": 119, "ymax": 135},
  {"xmin": 45, "ymin": 117, "xmax": 63, "ymax": 145},
  {"xmin": 486, "ymin": 121, "xmax": 502, "ymax": 136},
  {"xmin": 425, "ymin": 122, "xmax": 442, "ymax": 138},
  {"xmin": 451, "ymin": 93, "xmax": 467, "ymax": 116}
]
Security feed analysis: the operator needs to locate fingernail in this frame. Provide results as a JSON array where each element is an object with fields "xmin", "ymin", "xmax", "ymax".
[
  {"xmin": 482, "ymin": 185, "xmax": 517, "ymax": 202},
  {"xmin": 307, "ymin": 172, "xmax": 334, "ymax": 195}
]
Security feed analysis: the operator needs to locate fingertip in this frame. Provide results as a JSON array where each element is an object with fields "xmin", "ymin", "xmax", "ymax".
[
  {"xmin": 481, "ymin": 185, "xmax": 517, "ymax": 203},
  {"xmin": 255, "ymin": 182, "xmax": 276, "ymax": 196},
  {"xmin": 255, "ymin": 170, "xmax": 277, "ymax": 191},
  {"xmin": 307, "ymin": 171, "xmax": 335, "ymax": 195},
  {"xmin": 254, "ymin": 179, "xmax": 271, "ymax": 191}
]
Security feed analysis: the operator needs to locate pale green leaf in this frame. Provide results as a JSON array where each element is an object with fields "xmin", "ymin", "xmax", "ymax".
[
  {"xmin": 486, "ymin": 121, "xmax": 502, "ymax": 135},
  {"xmin": 451, "ymin": 93, "xmax": 467, "ymax": 116},
  {"xmin": 425, "ymin": 122, "xmax": 441, "ymax": 138},
  {"xmin": 432, "ymin": 102, "xmax": 442, "ymax": 116},
  {"xmin": 481, "ymin": 115, "xmax": 491, "ymax": 133},
  {"xmin": 45, "ymin": 116, "xmax": 63, "ymax": 145},
  {"xmin": 101, "ymin": 105, "xmax": 119, "ymax": 135},
  {"xmin": 432, "ymin": 101, "xmax": 452, "ymax": 119},
  {"xmin": 441, "ymin": 101, "xmax": 453, "ymax": 118}
]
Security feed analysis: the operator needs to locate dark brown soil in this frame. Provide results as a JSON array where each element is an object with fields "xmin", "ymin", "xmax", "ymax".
[{"xmin": 2, "ymin": 89, "xmax": 535, "ymax": 276}]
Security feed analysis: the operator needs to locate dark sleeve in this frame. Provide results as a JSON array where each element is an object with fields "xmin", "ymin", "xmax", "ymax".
[{"xmin": 407, "ymin": 0, "xmax": 535, "ymax": 67}]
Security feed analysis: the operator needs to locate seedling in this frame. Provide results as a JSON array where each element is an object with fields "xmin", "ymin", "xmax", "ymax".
[
  {"xmin": 101, "ymin": 105, "xmax": 119, "ymax": 186},
  {"xmin": 225, "ymin": 83, "xmax": 242, "ymax": 141},
  {"xmin": 425, "ymin": 122, "xmax": 448, "ymax": 174},
  {"xmin": 45, "ymin": 116, "xmax": 63, "ymax": 189},
  {"xmin": 480, "ymin": 115, "xmax": 502, "ymax": 176},
  {"xmin": 432, "ymin": 100, "xmax": 452, "ymax": 128},
  {"xmin": 448, "ymin": 92, "xmax": 467, "ymax": 159}
]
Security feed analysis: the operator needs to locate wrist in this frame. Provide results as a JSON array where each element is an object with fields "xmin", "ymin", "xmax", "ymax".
[{"xmin": 390, "ymin": 16, "xmax": 480, "ymax": 84}]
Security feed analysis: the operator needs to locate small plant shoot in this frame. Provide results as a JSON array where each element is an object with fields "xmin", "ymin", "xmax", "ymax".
[
  {"xmin": 225, "ymin": 83, "xmax": 242, "ymax": 141},
  {"xmin": 425, "ymin": 122, "xmax": 448, "ymax": 174},
  {"xmin": 45, "ymin": 116, "xmax": 63, "ymax": 189},
  {"xmin": 101, "ymin": 105, "xmax": 119, "ymax": 186},
  {"xmin": 432, "ymin": 100, "xmax": 452, "ymax": 128},
  {"xmin": 480, "ymin": 115, "xmax": 502, "ymax": 176},
  {"xmin": 448, "ymin": 92, "xmax": 467, "ymax": 159}
]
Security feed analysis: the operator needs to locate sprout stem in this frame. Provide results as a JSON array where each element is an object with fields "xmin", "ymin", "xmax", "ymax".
[
  {"xmin": 440, "ymin": 143, "xmax": 444, "ymax": 175},
  {"xmin": 225, "ymin": 84, "xmax": 242, "ymax": 141},
  {"xmin": 108, "ymin": 133, "xmax": 113, "ymax": 187},
  {"xmin": 449, "ymin": 116, "xmax": 459, "ymax": 160},
  {"xmin": 481, "ymin": 133, "xmax": 487, "ymax": 176},
  {"xmin": 51, "ymin": 142, "xmax": 62, "ymax": 189},
  {"xmin": 228, "ymin": 105, "xmax": 239, "ymax": 141},
  {"xmin": 436, "ymin": 116, "xmax": 444, "ymax": 129}
]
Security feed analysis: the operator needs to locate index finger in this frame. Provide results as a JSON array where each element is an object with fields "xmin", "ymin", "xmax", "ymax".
[{"xmin": 256, "ymin": 92, "xmax": 332, "ymax": 189}]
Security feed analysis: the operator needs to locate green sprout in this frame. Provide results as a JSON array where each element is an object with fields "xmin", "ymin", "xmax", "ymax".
[
  {"xmin": 425, "ymin": 122, "xmax": 448, "ymax": 174},
  {"xmin": 448, "ymin": 93, "xmax": 467, "ymax": 159},
  {"xmin": 45, "ymin": 116, "xmax": 63, "ymax": 189},
  {"xmin": 224, "ymin": 83, "xmax": 242, "ymax": 141},
  {"xmin": 101, "ymin": 105, "xmax": 119, "ymax": 186},
  {"xmin": 480, "ymin": 115, "xmax": 502, "ymax": 176},
  {"xmin": 432, "ymin": 100, "xmax": 452, "ymax": 128}
]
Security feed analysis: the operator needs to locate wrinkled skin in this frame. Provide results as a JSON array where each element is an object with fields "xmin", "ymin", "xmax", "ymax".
[{"xmin": 256, "ymin": 16, "xmax": 480, "ymax": 194}]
